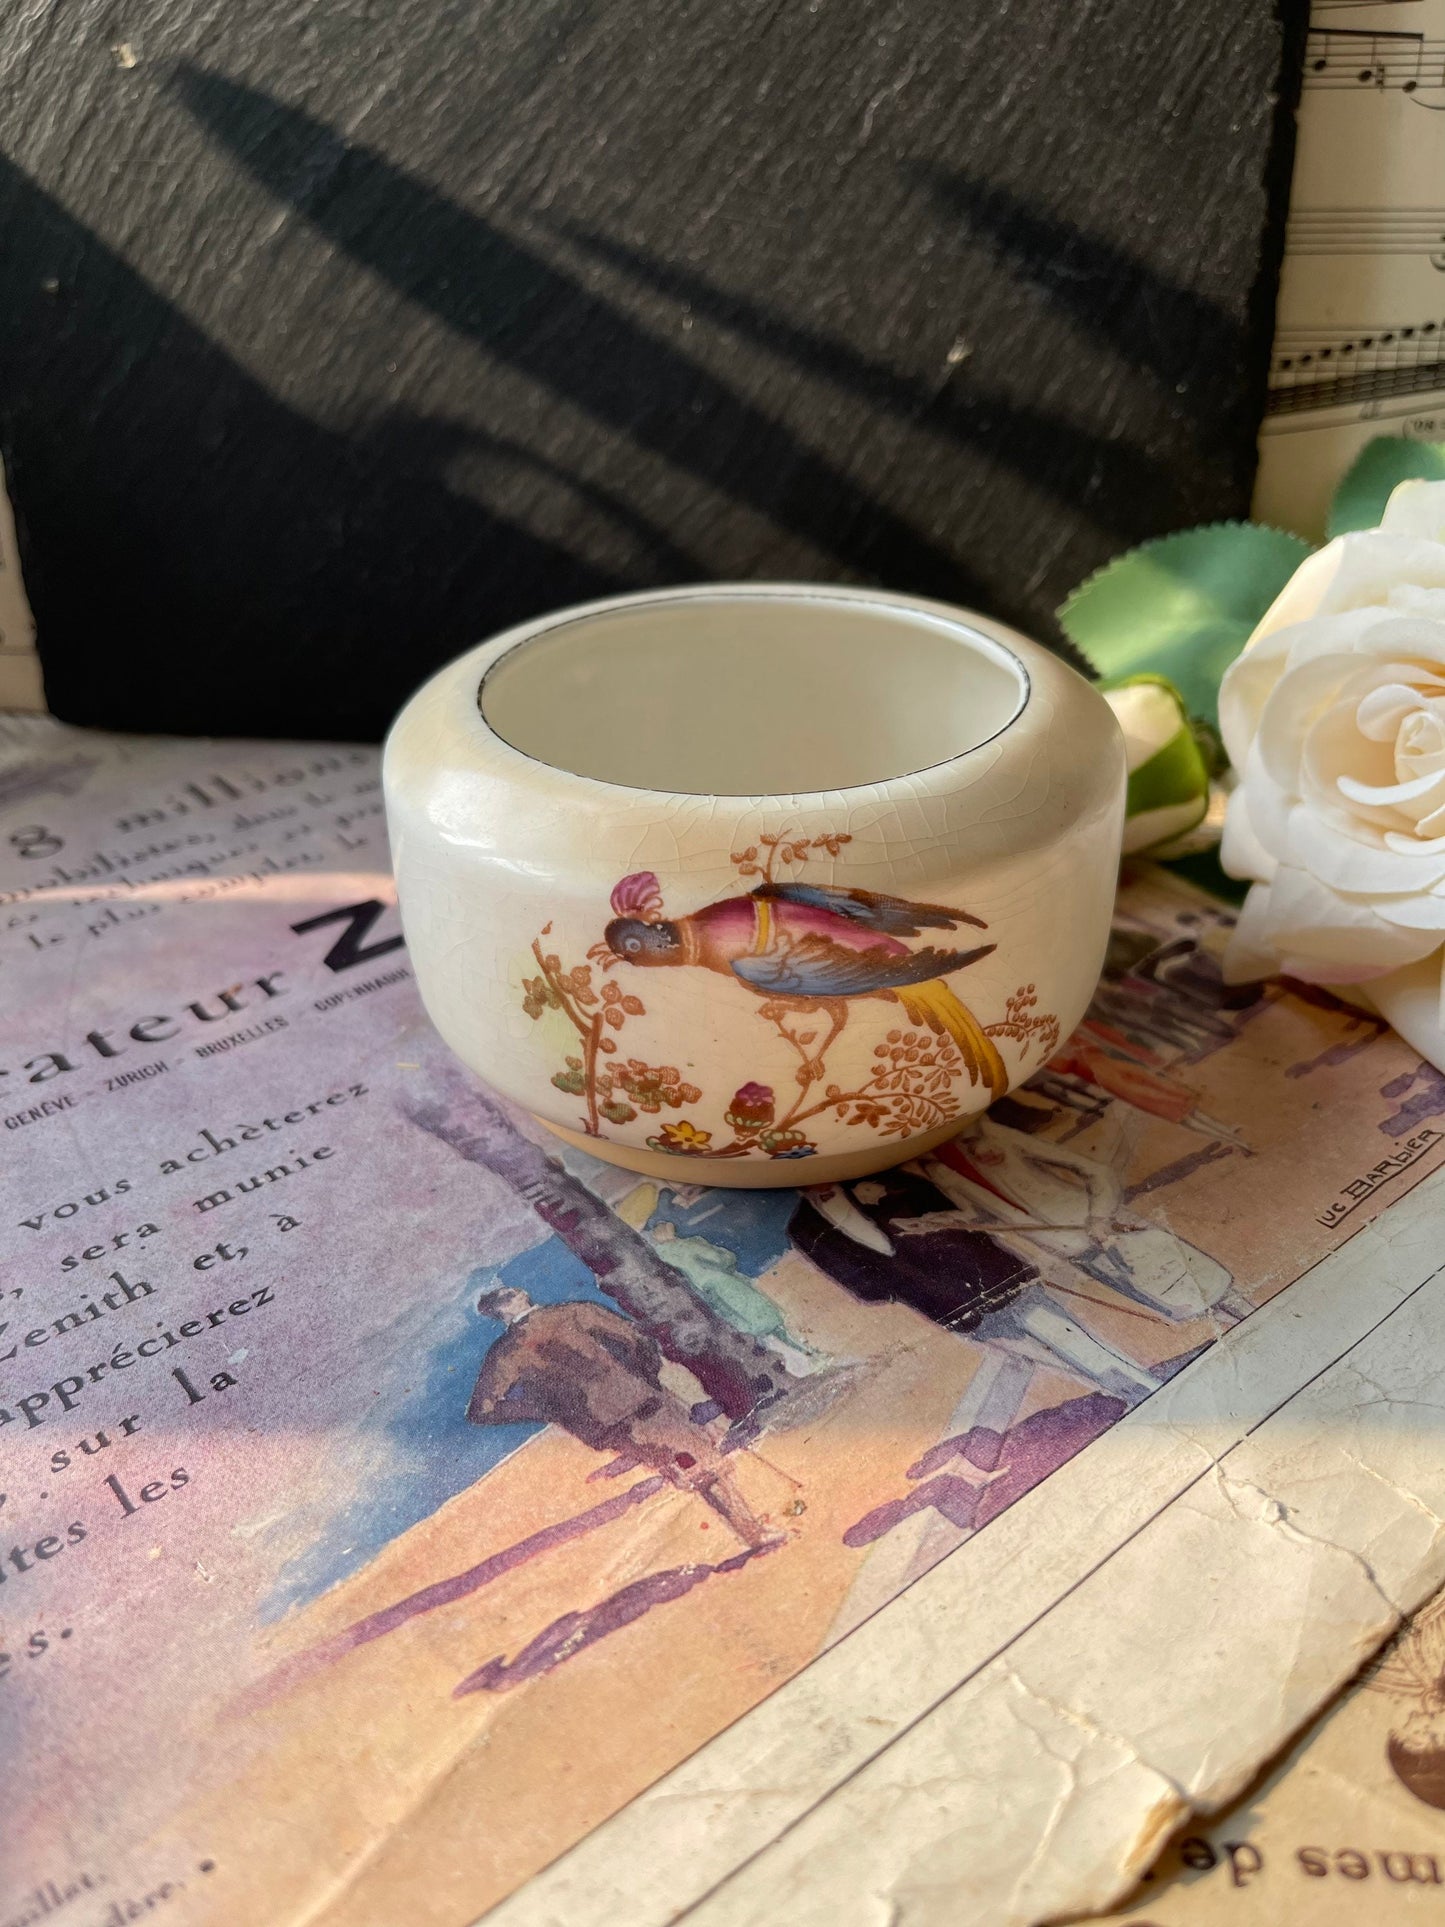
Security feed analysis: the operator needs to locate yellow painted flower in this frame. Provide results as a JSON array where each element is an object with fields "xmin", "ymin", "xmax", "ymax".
[{"xmin": 651, "ymin": 1119, "xmax": 712, "ymax": 1154}]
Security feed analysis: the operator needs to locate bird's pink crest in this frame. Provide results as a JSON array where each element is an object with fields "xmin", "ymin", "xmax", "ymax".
[{"xmin": 610, "ymin": 871, "xmax": 665, "ymax": 922}]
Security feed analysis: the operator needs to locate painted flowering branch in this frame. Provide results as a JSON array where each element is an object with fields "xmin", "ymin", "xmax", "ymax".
[
  {"xmin": 523, "ymin": 930, "xmax": 696, "ymax": 1136},
  {"xmin": 523, "ymin": 935, "xmax": 605, "ymax": 1134},
  {"xmin": 730, "ymin": 830, "xmax": 853, "ymax": 887},
  {"xmin": 985, "ymin": 984, "xmax": 1061, "ymax": 1060}
]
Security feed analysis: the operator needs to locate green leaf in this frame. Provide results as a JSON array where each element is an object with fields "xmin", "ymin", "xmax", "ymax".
[
  {"xmin": 1058, "ymin": 523, "xmax": 1314, "ymax": 728},
  {"xmin": 1327, "ymin": 435, "xmax": 1445, "ymax": 537}
]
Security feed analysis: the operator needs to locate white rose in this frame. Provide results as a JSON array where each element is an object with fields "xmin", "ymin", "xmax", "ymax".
[{"xmin": 1219, "ymin": 478, "xmax": 1445, "ymax": 1067}]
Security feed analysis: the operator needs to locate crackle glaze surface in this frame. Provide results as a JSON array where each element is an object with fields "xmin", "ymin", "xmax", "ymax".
[{"xmin": 383, "ymin": 584, "xmax": 1126, "ymax": 1185}]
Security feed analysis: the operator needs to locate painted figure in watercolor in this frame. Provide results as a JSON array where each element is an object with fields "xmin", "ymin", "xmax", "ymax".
[
  {"xmin": 917, "ymin": 1119, "xmax": 1245, "ymax": 1324},
  {"xmin": 649, "ymin": 1219, "xmax": 815, "ymax": 1362},
  {"xmin": 467, "ymin": 1284, "xmax": 777, "ymax": 1549},
  {"xmin": 790, "ymin": 1166, "xmax": 1036, "ymax": 1333},
  {"xmin": 790, "ymin": 1169, "xmax": 1159, "ymax": 1403}
]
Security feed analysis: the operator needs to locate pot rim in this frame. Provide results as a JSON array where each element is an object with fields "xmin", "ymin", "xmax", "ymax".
[{"xmin": 469, "ymin": 581, "xmax": 1034, "ymax": 806}]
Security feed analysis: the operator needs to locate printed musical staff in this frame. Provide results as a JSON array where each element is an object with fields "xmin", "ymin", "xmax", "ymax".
[
  {"xmin": 1285, "ymin": 206, "xmax": 1445, "ymax": 263},
  {"xmin": 1254, "ymin": 0, "xmax": 1445, "ymax": 509},
  {"xmin": 1268, "ymin": 316, "xmax": 1445, "ymax": 414},
  {"xmin": 1303, "ymin": 26, "xmax": 1445, "ymax": 99}
]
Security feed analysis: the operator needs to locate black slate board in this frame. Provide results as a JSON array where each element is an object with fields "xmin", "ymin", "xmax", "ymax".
[{"xmin": 0, "ymin": 1, "xmax": 1305, "ymax": 741}]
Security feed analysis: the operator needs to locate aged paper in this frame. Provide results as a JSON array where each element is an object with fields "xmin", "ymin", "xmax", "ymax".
[
  {"xmin": 1255, "ymin": 0, "xmax": 1445, "ymax": 534},
  {"xmin": 2, "ymin": 719, "xmax": 1445, "ymax": 1927},
  {"xmin": 1089, "ymin": 1578, "xmax": 1445, "ymax": 1923},
  {"xmin": 0, "ymin": 465, "xmax": 42, "ymax": 713},
  {"xmin": 491, "ymin": 1168, "xmax": 1445, "ymax": 1927}
]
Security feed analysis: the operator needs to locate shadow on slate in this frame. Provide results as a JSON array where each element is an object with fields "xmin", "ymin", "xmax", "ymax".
[
  {"xmin": 549, "ymin": 211, "xmax": 1218, "ymax": 538},
  {"xmin": 917, "ymin": 172, "xmax": 1253, "ymax": 452},
  {"xmin": 0, "ymin": 2, "xmax": 1306, "ymax": 741},
  {"xmin": 0, "ymin": 159, "xmax": 631, "ymax": 741},
  {"xmin": 170, "ymin": 69, "xmax": 986, "ymax": 608}
]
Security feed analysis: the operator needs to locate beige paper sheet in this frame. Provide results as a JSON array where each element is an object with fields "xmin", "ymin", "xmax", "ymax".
[
  {"xmin": 1091, "ymin": 1576, "xmax": 1445, "ymax": 1923},
  {"xmin": 3, "ymin": 738, "xmax": 1444, "ymax": 1927}
]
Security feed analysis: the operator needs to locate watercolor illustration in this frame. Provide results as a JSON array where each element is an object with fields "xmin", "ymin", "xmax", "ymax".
[
  {"xmin": 521, "ymin": 830, "xmax": 1060, "ymax": 1158},
  {"xmin": 466, "ymin": 1282, "xmax": 783, "ymax": 1552},
  {"xmin": 249, "ymin": 874, "xmax": 1427, "ymax": 1723}
]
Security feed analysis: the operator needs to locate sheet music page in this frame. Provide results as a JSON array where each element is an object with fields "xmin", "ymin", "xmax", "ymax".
[{"xmin": 1255, "ymin": 0, "xmax": 1445, "ymax": 532}]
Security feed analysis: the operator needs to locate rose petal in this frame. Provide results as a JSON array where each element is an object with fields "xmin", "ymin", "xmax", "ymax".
[
  {"xmin": 1225, "ymin": 524, "xmax": 1445, "ymax": 996},
  {"xmin": 1278, "ymin": 954, "xmax": 1394, "ymax": 985},
  {"xmin": 1299, "ymin": 779, "xmax": 1393, "ymax": 844},
  {"xmin": 1336, "ymin": 767, "xmax": 1445, "ymax": 807},
  {"xmin": 1258, "ymin": 656, "xmax": 1391, "ymax": 792},
  {"xmin": 1250, "ymin": 541, "xmax": 1352, "ymax": 641},
  {"xmin": 1297, "ymin": 673, "xmax": 1445, "ymax": 832},
  {"xmin": 1397, "ymin": 703, "xmax": 1445, "ymax": 778},
  {"xmin": 1297, "ymin": 694, "xmax": 1398, "ymax": 810},
  {"xmin": 1219, "ymin": 789, "xmax": 1279, "ymax": 885},
  {"xmin": 1384, "ymin": 826, "xmax": 1445, "ymax": 856},
  {"xmin": 1301, "ymin": 784, "xmax": 1400, "ymax": 845},
  {"xmin": 1221, "ymin": 869, "xmax": 1437, "ymax": 984},
  {"xmin": 1237, "ymin": 744, "xmax": 1299, "ymax": 864},
  {"xmin": 1366, "ymin": 951, "xmax": 1445, "ymax": 1071},
  {"xmin": 1220, "ymin": 882, "xmax": 1282, "ymax": 983},
  {"xmin": 1262, "ymin": 865, "xmax": 1445, "ymax": 970},
  {"xmin": 1359, "ymin": 890, "xmax": 1445, "ymax": 930},
  {"xmin": 1385, "ymin": 584, "xmax": 1445, "ymax": 625},
  {"xmin": 1306, "ymin": 777, "xmax": 1417, "ymax": 850},
  {"xmin": 1315, "ymin": 535, "xmax": 1445, "ymax": 617},
  {"xmin": 1220, "ymin": 633, "xmax": 1295, "ymax": 770},
  {"xmin": 1379, "ymin": 478, "xmax": 1445, "ymax": 541},
  {"xmin": 1223, "ymin": 612, "xmax": 1445, "ymax": 770},
  {"xmin": 1220, "ymin": 608, "xmax": 1384, "ymax": 766},
  {"xmin": 1357, "ymin": 681, "xmax": 1435, "ymax": 741},
  {"xmin": 1291, "ymin": 806, "xmax": 1445, "ymax": 893},
  {"xmin": 1341, "ymin": 617, "xmax": 1445, "ymax": 672}
]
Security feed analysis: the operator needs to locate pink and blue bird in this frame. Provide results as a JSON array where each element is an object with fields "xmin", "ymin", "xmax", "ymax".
[{"xmin": 602, "ymin": 871, "xmax": 1007, "ymax": 1096}]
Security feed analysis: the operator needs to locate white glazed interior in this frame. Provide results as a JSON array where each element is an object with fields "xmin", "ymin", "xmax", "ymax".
[{"xmin": 478, "ymin": 591, "xmax": 1028, "ymax": 795}]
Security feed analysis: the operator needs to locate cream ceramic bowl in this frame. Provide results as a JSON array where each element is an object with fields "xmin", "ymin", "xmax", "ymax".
[{"xmin": 384, "ymin": 583, "xmax": 1125, "ymax": 1187}]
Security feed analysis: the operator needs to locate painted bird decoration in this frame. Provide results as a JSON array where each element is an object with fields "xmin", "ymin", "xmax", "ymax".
[{"xmin": 599, "ymin": 871, "xmax": 1008, "ymax": 1097}]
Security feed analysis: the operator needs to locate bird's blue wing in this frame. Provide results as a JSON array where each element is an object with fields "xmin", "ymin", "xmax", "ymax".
[
  {"xmin": 732, "ymin": 936, "xmax": 994, "ymax": 997},
  {"xmin": 756, "ymin": 881, "xmax": 986, "ymax": 934}
]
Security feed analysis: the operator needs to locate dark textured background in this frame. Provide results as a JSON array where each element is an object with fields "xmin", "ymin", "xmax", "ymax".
[{"xmin": 0, "ymin": 1, "xmax": 1305, "ymax": 741}]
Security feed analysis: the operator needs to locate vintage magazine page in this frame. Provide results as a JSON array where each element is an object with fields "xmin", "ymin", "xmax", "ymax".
[
  {"xmin": 4, "ymin": 717, "xmax": 1445, "ymax": 1927},
  {"xmin": 1254, "ymin": 0, "xmax": 1445, "ymax": 534},
  {"xmin": 1091, "ymin": 1576, "xmax": 1445, "ymax": 1923}
]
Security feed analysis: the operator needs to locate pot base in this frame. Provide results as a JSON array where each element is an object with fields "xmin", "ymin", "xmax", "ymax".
[{"xmin": 534, "ymin": 1113, "xmax": 975, "ymax": 1188}]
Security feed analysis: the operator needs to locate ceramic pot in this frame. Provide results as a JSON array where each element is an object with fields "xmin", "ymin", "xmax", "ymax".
[{"xmin": 383, "ymin": 583, "xmax": 1125, "ymax": 1187}]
